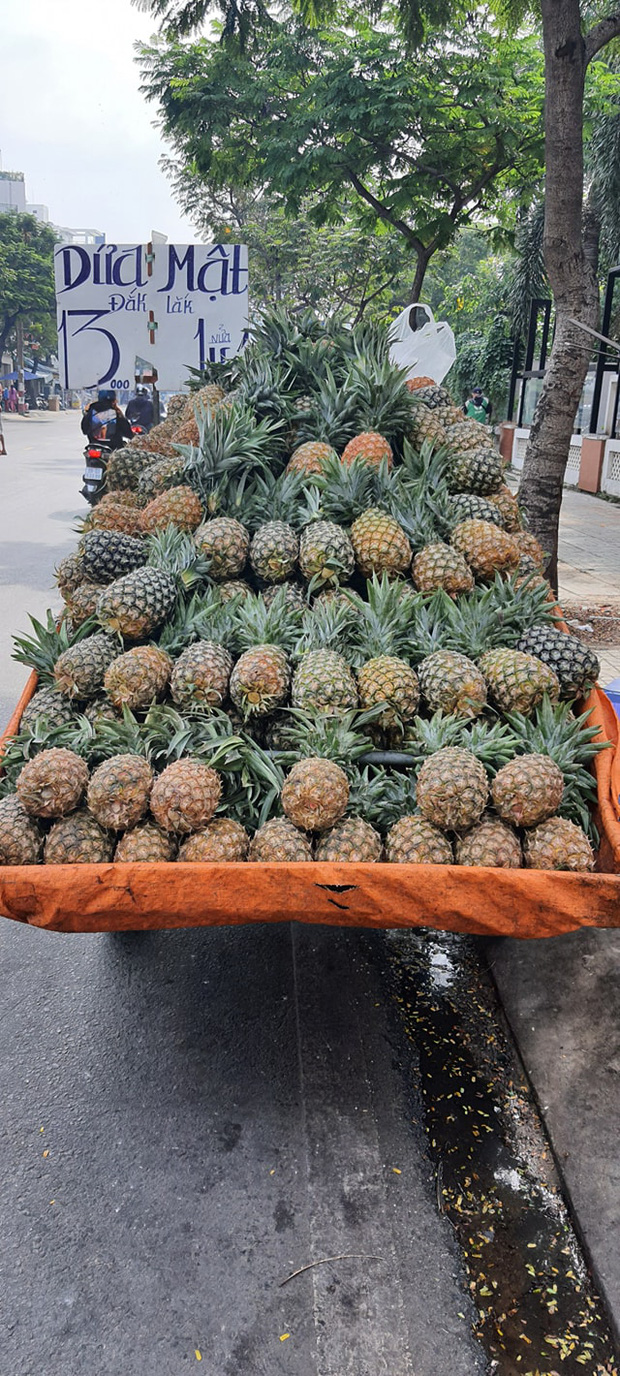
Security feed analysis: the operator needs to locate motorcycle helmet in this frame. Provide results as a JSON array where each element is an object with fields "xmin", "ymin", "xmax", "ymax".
[{"xmin": 98, "ymin": 388, "xmax": 116, "ymax": 401}]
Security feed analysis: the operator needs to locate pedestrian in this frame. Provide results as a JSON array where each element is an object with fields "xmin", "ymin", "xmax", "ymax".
[
  {"xmin": 2, "ymin": 386, "xmax": 8, "ymax": 412},
  {"xmin": 464, "ymin": 384, "xmax": 492, "ymax": 424},
  {"xmin": 81, "ymin": 389, "xmax": 133, "ymax": 450},
  {"xmin": 7, "ymin": 384, "xmax": 18, "ymax": 413},
  {"xmin": 125, "ymin": 385, "xmax": 154, "ymax": 431}
]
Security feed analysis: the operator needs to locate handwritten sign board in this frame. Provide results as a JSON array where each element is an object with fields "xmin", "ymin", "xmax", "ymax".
[{"xmin": 54, "ymin": 242, "xmax": 249, "ymax": 392}]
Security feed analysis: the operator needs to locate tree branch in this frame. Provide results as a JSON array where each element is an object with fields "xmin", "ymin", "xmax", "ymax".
[
  {"xmin": 585, "ymin": 12, "xmax": 620, "ymax": 65},
  {"xmin": 346, "ymin": 172, "xmax": 425, "ymax": 254}
]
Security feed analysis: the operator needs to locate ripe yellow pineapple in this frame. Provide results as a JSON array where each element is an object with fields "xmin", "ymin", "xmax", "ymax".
[
  {"xmin": 230, "ymin": 645, "xmax": 290, "ymax": 716},
  {"xmin": 479, "ymin": 648, "xmax": 560, "ymax": 716},
  {"xmin": 287, "ymin": 441, "xmax": 337, "ymax": 476},
  {"xmin": 350, "ymin": 508, "xmax": 411, "ymax": 578},
  {"xmin": 418, "ymin": 651, "xmax": 487, "ymax": 719},
  {"xmin": 450, "ymin": 519, "xmax": 520, "ymax": 580},
  {"xmin": 357, "ymin": 656, "xmax": 420, "ymax": 730},
  {"xmin": 487, "ymin": 485, "xmax": 523, "ymax": 532},
  {"xmin": 170, "ymin": 641, "xmax": 233, "ymax": 711},
  {"xmin": 412, "ymin": 543, "xmax": 474, "ymax": 597},
  {"xmin": 150, "ymin": 760, "xmax": 222, "ymax": 833},
  {"xmin": 17, "ymin": 748, "xmax": 89, "ymax": 818},
  {"xmin": 386, "ymin": 815, "xmax": 453, "ymax": 864},
  {"xmin": 178, "ymin": 819, "xmax": 249, "ymax": 861},
  {"xmin": 87, "ymin": 755, "xmax": 153, "ymax": 831},
  {"xmin": 341, "ymin": 432, "xmax": 393, "ymax": 469},
  {"xmin": 86, "ymin": 502, "xmax": 145, "ymax": 537},
  {"xmin": 141, "ymin": 486, "xmax": 203, "ymax": 535},
  {"xmin": 281, "ymin": 757, "xmax": 350, "ymax": 831}
]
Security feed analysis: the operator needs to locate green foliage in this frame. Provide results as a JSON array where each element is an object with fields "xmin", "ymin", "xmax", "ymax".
[
  {"xmin": 140, "ymin": 8, "xmax": 544, "ymax": 299},
  {"xmin": 0, "ymin": 212, "xmax": 57, "ymax": 356}
]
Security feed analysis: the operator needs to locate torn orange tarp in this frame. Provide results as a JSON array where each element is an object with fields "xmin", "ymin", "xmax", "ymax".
[{"xmin": 0, "ymin": 670, "xmax": 619, "ymax": 938}]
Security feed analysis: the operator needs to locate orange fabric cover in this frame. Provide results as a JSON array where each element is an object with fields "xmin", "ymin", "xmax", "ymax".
[{"xmin": 0, "ymin": 670, "xmax": 619, "ymax": 937}]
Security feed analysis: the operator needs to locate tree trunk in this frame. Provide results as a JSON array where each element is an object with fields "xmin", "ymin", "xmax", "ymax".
[
  {"xmin": 0, "ymin": 312, "xmax": 18, "ymax": 359},
  {"xmin": 517, "ymin": 0, "xmax": 599, "ymax": 593},
  {"xmin": 410, "ymin": 249, "xmax": 431, "ymax": 304}
]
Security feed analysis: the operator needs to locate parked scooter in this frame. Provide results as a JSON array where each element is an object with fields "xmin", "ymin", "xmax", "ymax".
[{"xmin": 80, "ymin": 424, "xmax": 148, "ymax": 506}]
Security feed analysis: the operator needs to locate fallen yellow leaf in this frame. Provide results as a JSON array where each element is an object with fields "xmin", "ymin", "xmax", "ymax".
[{"xmin": 279, "ymin": 1334, "xmax": 290, "ymax": 1343}]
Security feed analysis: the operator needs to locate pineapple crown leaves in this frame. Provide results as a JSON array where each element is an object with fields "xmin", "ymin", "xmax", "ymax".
[
  {"xmin": 242, "ymin": 469, "xmax": 308, "ymax": 533},
  {"xmin": 346, "ymin": 573, "xmax": 419, "ymax": 664},
  {"xmin": 295, "ymin": 597, "xmax": 357, "ymax": 658},
  {"xmin": 231, "ymin": 586, "xmax": 304, "ymax": 656},
  {"xmin": 12, "ymin": 612, "xmax": 100, "ymax": 681},
  {"xmin": 347, "ymin": 765, "xmax": 418, "ymax": 831},
  {"xmin": 144, "ymin": 528, "xmax": 210, "ymax": 592},
  {"xmin": 503, "ymin": 697, "xmax": 608, "ymax": 838},
  {"xmin": 268, "ymin": 707, "xmax": 379, "ymax": 772},
  {"xmin": 400, "ymin": 589, "xmax": 457, "ymax": 664},
  {"xmin": 182, "ymin": 403, "xmax": 282, "ymax": 507},
  {"xmin": 297, "ymin": 366, "xmax": 362, "ymax": 450},
  {"xmin": 141, "ymin": 703, "xmax": 247, "ymax": 775},
  {"xmin": 343, "ymin": 356, "xmax": 416, "ymax": 444},
  {"xmin": 0, "ymin": 713, "xmax": 99, "ymax": 786},
  {"xmin": 402, "ymin": 712, "xmax": 520, "ymax": 776},
  {"xmin": 157, "ymin": 589, "xmax": 236, "ymax": 655},
  {"xmin": 305, "ymin": 453, "xmax": 397, "ymax": 527}
]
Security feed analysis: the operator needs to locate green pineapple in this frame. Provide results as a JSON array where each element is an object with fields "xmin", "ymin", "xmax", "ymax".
[
  {"xmin": 228, "ymin": 587, "xmax": 302, "ymax": 717},
  {"xmin": 446, "ymin": 447, "xmax": 504, "ymax": 496},
  {"xmin": 81, "ymin": 530, "xmax": 147, "ymax": 584}
]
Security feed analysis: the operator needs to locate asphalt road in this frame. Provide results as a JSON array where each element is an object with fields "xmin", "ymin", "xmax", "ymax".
[{"xmin": 0, "ymin": 414, "xmax": 482, "ymax": 1373}]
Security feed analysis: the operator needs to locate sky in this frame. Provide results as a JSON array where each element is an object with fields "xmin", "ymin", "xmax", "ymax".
[{"xmin": 0, "ymin": 0, "xmax": 198, "ymax": 243}]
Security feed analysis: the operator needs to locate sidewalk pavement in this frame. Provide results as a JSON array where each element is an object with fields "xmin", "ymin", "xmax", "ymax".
[{"xmin": 498, "ymin": 483, "xmax": 620, "ymax": 1346}]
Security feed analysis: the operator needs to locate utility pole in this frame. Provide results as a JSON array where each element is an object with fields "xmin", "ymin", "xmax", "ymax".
[{"xmin": 16, "ymin": 318, "xmax": 25, "ymax": 415}]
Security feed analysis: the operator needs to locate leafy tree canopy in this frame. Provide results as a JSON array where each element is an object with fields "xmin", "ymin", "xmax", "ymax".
[
  {"xmin": 0, "ymin": 212, "xmax": 57, "ymax": 358},
  {"xmin": 140, "ymin": 8, "xmax": 545, "ymax": 299}
]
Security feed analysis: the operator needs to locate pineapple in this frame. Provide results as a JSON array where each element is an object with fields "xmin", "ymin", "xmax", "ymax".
[
  {"xmin": 0, "ymin": 796, "xmax": 42, "ymax": 865},
  {"xmin": 516, "ymin": 626, "xmax": 600, "ymax": 699},
  {"xmin": 87, "ymin": 755, "xmax": 153, "ymax": 830},
  {"xmin": 219, "ymin": 580, "xmax": 253, "ymax": 604},
  {"xmin": 137, "ymin": 456, "xmax": 186, "ymax": 503},
  {"xmin": 86, "ymin": 502, "xmax": 145, "ymax": 537},
  {"xmin": 141, "ymin": 486, "xmax": 203, "ymax": 535},
  {"xmin": 83, "ymin": 697, "xmax": 120, "ymax": 725},
  {"xmin": 115, "ymin": 823, "xmax": 176, "ymax": 862},
  {"xmin": 315, "ymin": 817, "xmax": 383, "ymax": 861},
  {"xmin": 81, "ymin": 531, "xmax": 147, "ymax": 584},
  {"xmin": 20, "ymin": 687, "xmax": 76, "ymax": 733},
  {"xmin": 104, "ymin": 645, "xmax": 172, "ymax": 711},
  {"xmin": 341, "ymin": 431, "xmax": 393, "ymax": 469},
  {"xmin": 45, "ymin": 811, "xmax": 114, "ymax": 864},
  {"xmin": 54, "ymin": 633, "xmax": 119, "ymax": 699},
  {"xmin": 228, "ymin": 589, "xmax": 300, "ymax": 717},
  {"xmin": 287, "ymin": 441, "xmax": 337, "ymax": 476},
  {"xmin": 170, "ymin": 641, "xmax": 233, "ymax": 711},
  {"xmin": 405, "ymin": 376, "xmax": 436, "ymax": 392},
  {"xmin": 96, "ymin": 489, "xmax": 145, "ymax": 511},
  {"xmin": 178, "ymin": 819, "xmax": 249, "ymax": 861},
  {"xmin": 488, "ymin": 485, "xmax": 523, "ymax": 532},
  {"xmin": 492, "ymin": 753, "xmax": 565, "ymax": 828},
  {"xmin": 515, "ymin": 531, "xmax": 546, "ymax": 572},
  {"xmin": 63, "ymin": 582, "xmax": 104, "ymax": 629},
  {"xmin": 16, "ymin": 747, "xmax": 89, "ymax": 818},
  {"xmin": 250, "ymin": 523, "xmax": 299, "ymax": 583},
  {"xmin": 97, "ymin": 568, "xmax": 177, "ymax": 640},
  {"xmin": 416, "ymin": 747, "xmax": 489, "ymax": 831},
  {"xmin": 105, "ymin": 447, "xmax": 145, "ymax": 492},
  {"xmin": 418, "ymin": 650, "xmax": 487, "ymax": 719},
  {"xmin": 150, "ymin": 759, "xmax": 222, "ymax": 833},
  {"xmin": 263, "ymin": 583, "xmax": 307, "ymax": 613},
  {"xmin": 524, "ymin": 816, "xmax": 594, "ymax": 871},
  {"xmin": 412, "ymin": 543, "xmax": 474, "ymax": 597},
  {"xmin": 357, "ymin": 657, "xmax": 419, "ymax": 730},
  {"xmin": 444, "ymin": 419, "xmax": 490, "ymax": 450},
  {"xmin": 408, "ymin": 406, "xmax": 446, "ymax": 450},
  {"xmin": 281, "ymin": 757, "xmax": 350, "ymax": 831},
  {"xmin": 479, "ymin": 648, "xmax": 560, "ymax": 716},
  {"xmin": 448, "ymin": 494, "xmax": 504, "ymax": 528},
  {"xmin": 386, "ymin": 815, "xmax": 453, "ymax": 864},
  {"xmin": 350, "ymin": 508, "xmax": 411, "ymax": 579},
  {"xmin": 456, "ymin": 815, "xmax": 522, "ymax": 867},
  {"xmin": 292, "ymin": 650, "xmax": 358, "ymax": 714},
  {"xmin": 299, "ymin": 520, "xmax": 355, "ymax": 587},
  {"xmin": 450, "ymin": 519, "xmax": 520, "ymax": 581},
  {"xmin": 194, "ymin": 517, "xmax": 250, "ymax": 580},
  {"xmin": 249, "ymin": 817, "xmax": 313, "ymax": 861},
  {"xmin": 446, "ymin": 447, "xmax": 504, "ymax": 496},
  {"xmin": 408, "ymin": 384, "xmax": 451, "ymax": 409},
  {"xmin": 56, "ymin": 551, "xmax": 86, "ymax": 598}
]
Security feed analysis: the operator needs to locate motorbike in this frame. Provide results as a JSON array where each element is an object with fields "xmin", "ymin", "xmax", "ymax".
[{"xmin": 80, "ymin": 424, "xmax": 148, "ymax": 507}]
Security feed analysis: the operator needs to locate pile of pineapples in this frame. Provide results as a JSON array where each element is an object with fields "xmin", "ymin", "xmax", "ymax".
[{"xmin": 0, "ymin": 310, "xmax": 605, "ymax": 872}]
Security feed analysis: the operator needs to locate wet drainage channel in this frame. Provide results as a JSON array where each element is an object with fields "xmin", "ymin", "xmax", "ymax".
[{"xmin": 384, "ymin": 930, "xmax": 618, "ymax": 1375}]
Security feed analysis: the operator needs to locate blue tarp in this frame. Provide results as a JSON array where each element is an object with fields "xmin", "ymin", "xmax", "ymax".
[{"xmin": 0, "ymin": 371, "xmax": 40, "ymax": 382}]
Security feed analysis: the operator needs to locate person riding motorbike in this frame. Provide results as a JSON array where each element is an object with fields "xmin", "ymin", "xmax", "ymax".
[
  {"xmin": 126, "ymin": 384, "xmax": 154, "ymax": 431},
  {"xmin": 81, "ymin": 389, "xmax": 133, "ymax": 450}
]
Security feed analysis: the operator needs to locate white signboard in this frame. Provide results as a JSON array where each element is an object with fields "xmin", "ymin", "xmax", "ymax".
[{"xmin": 54, "ymin": 242, "xmax": 249, "ymax": 392}]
